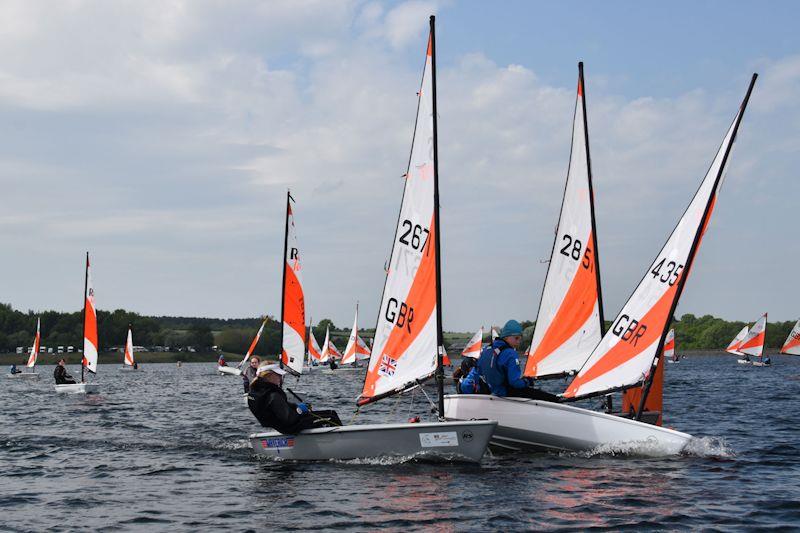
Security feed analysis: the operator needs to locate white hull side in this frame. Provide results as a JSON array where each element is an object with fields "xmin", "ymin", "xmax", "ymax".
[
  {"xmin": 54, "ymin": 383, "xmax": 100, "ymax": 394},
  {"xmin": 5, "ymin": 372, "xmax": 40, "ymax": 380},
  {"xmin": 249, "ymin": 420, "xmax": 497, "ymax": 462},
  {"xmin": 218, "ymin": 366, "xmax": 241, "ymax": 376},
  {"xmin": 444, "ymin": 395, "xmax": 691, "ymax": 455},
  {"xmin": 737, "ymin": 359, "xmax": 751, "ymax": 365},
  {"xmin": 752, "ymin": 361, "xmax": 770, "ymax": 367}
]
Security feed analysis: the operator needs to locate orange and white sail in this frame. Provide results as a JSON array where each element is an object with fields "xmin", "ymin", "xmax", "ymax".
[
  {"xmin": 123, "ymin": 327, "xmax": 135, "ymax": 367},
  {"xmin": 281, "ymin": 193, "xmax": 306, "ymax": 375},
  {"xmin": 26, "ymin": 317, "xmax": 40, "ymax": 368},
  {"xmin": 564, "ymin": 75, "xmax": 757, "ymax": 400},
  {"xmin": 726, "ymin": 325, "xmax": 749, "ymax": 355},
  {"xmin": 237, "ymin": 318, "xmax": 267, "ymax": 368},
  {"xmin": 525, "ymin": 63, "xmax": 604, "ymax": 380},
  {"xmin": 342, "ymin": 304, "xmax": 361, "ymax": 365},
  {"xmin": 360, "ymin": 26, "xmax": 440, "ymax": 404},
  {"xmin": 308, "ymin": 328, "xmax": 323, "ymax": 362},
  {"xmin": 328, "ymin": 338, "xmax": 343, "ymax": 360},
  {"xmin": 462, "ymin": 328, "xmax": 483, "ymax": 359},
  {"xmin": 319, "ymin": 326, "xmax": 332, "ymax": 363},
  {"xmin": 738, "ymin": 313, "xmax": 767, "ymax": 358},
  {"xmin": 664, "ymin": 328, "xmax": 676, "ymax": 361},
  {"xmin": 781, "ymin": 319, "xmax": 800, "ymax": 355},
  {"xmin": 83, "ymin": 253, "xmax": 99, "ymax": 374},
  {"xmin": 356, "ymin": 335, "xmax": 371, "ymax": 360}
]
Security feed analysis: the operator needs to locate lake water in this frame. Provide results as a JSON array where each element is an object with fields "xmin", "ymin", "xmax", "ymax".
[{"xmin": 3, "ymin": 354, "xmax": 799, "ymax": 531}]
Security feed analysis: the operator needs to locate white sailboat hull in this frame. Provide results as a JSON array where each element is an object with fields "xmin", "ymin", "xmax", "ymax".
[
  {"xmin": 54, "ymin": 383, "xmax": 100, "ymax": 394},
  {"xmin": 752, "ymin": 361, "xmax": 771, "ymax": 367},
  {"xmin": 737, "ymin": 359, "xmax": 751, "ymax": 365},
  {"xmin": 444, "ymin": 394, "xmax": 692, "ymax": 455},
  {"xmin": 5, "ymin": 372, "xmax": 40, "ymax": 380},
  {"xmin": 249, "ymin": 420, "xmax": 497, "ymax": 462},
  {"xmin": 217, "ymin": 366, "xmax": 241, "ymax": 376}
]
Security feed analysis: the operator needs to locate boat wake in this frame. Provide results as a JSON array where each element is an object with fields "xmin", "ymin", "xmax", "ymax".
[
  {"xmin": 578, "ymin": 439, "xmax": 686, "ymax": 458},
  {"xmin": 682, "ymin": 436, "xmax": 735, "ymax": 458}
]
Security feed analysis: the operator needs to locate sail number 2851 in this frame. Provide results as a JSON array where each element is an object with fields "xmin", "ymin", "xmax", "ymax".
[
  {"xmin": 560, "ymin": 234, "xmax": 593, "ymax": 271},
  {"xmin": 650, "ymin": 258, "xmax": 684, "ymax": 286},
  {"xmin": 399, "ymin": 220, "xmax": 430, "ymax": 251}
]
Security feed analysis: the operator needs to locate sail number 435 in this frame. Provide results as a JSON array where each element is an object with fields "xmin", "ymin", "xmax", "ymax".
[{"xmin": 650, "ymin": 258, "xmax": 684, "ymax": 286}]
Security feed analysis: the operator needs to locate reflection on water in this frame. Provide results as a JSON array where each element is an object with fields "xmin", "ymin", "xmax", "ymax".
[{"xmin": 2, "ymin": 355, "xmax": 800, "ymax": 530}]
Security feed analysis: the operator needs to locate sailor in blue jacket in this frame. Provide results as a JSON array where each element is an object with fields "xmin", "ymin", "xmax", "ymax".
[{"xmin": 477, "ymin": 320, "xmax": 559, "ymax": 401}]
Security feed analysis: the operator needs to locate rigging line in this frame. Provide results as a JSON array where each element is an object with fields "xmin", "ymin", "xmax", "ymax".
[{"xmin": 416, "ymin": 379, "xmax": 438, "ymax": 414}]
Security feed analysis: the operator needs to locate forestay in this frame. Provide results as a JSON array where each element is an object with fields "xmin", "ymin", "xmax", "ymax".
[
  {"xmin": 281, "ymin": 194, "xmax": 306, "ymax": 374},
  {"xmin": 525, "ymin": 63, "xmax": 604, "ymax": 380},
  {"xmin": 360, "ymin": 32, "xmax": 439, "ymax": 404},
  {"xmin": 27, "ymin": 317, "xmax": 40, "ymax": 368},
  {"xmin": 781, "ymin": 320, "xmax": 800, "ymax": 355},
  {"xmin": 726, "ymin": 325, "xmax": 749, "ymax": 355},
  {"xmin": 738, "ymin": 313, "xmax": 767, "ymax": 357},
  {"xmin": 564, "ymin": 75, "xmax": 757, "ymax": 400},
  {"xmin": 83, "ymin": 254, "xmax": 99, "ymax": 374}
]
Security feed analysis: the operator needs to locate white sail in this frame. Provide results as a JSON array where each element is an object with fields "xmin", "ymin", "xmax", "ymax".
[
  {"xmin": 738, "ymin": 313, "xmax": 767, "ymax": 358},
  {"xmin": 27, "ymin": 317, "xmax": 40, "ymax": 368},
  {"xmin": 461, "ymin": 327, "xmax": 483, "ymax": 359},
  {"xmin": 663, "ymin": 328, "xmax": 675, "ymax": 360},
  {"xmin": 308, "ymin": 328, "xmax": 323, "ymax": 362},
  {"xmin": 342, "ymin": 304, "xmax": 360, "ymax": 365},
  {"xmin": 355, "ymin": 335, "xmax": 371, "ymax": 360},
  {"xmin": 83, "ymin": 253, "xmax": 99, "ymax": 374},
  {"xmin": 281, "ymin": 194, "xmax": 306, "ymax": 375},
  {"xmin": 319, "ymin": 326, "xmax": 331, "ymax": 363},
  {"xmin": 361, "ymin": 31, "xmax": 439, "ymax": 404},
  {"xmin": 781, "ymin": 319, "xmax": 800, "ymax": 355},
  {"xmin": 564, "ymin": 76, "xmax": 756, "ymax": 400},
  {"xmin": 725, "ymin": 325, "xmax": 749, "ymax": 355},
  {"xmin": 525, "ymin": 63, "xmax": 604, "ymax": 379},
  {"xmin": 123, "ymin": 327, "xmax": 135, "ymax": 367}
]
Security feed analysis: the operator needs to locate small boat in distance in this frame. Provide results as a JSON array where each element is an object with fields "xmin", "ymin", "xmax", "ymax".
[
  {"xmin": 6, "ymin": 317, "xmax": 41, "ymax": 380},
  {"xmin": 740, "ymin": 313, "xmax": 770, "ymax": 366},
  {"xmin": 665, "ymin": 329, "xmax": 679, "ymax": 363},
  {"xmin": 461, "ymin": 327, "xmax": 483, "ymax": 359},
  {"xmin": 726, "ymin": 325, "xmax": 751, "ymax": 363},
  {"xmin": 780, "ymin": 319, "xmax": 800, "ymax": 356},
  {"xmin": 120, "ymin": 325, "xmax": 138, "ymax": 370},
  {"xmin": 56, "ymin": 253, "xmax": 100, "ymax": 394}
]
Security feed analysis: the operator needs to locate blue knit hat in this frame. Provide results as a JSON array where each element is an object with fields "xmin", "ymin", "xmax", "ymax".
[{"xmin": 499, "ymin": 319, "xmax": 523, "ymax": 338}]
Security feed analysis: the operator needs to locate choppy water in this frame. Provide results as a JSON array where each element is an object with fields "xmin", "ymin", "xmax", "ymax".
[{"xmin": 3, "ymin": 354, "xmax": 800, "ymax": 531}]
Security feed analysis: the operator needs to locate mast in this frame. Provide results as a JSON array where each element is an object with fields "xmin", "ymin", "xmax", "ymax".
[
  {"xmin": 580, "ymin": 62, "xmax": 605, "ymax": 335},
  {"xmin": 635, "ymin": 73, "xmax": 758, "ymax": 419},
  {"xmin": 279, "ymin": 190, "xmax": 290, "ymax": 369},
  {"xmin": 429, "ymin": 15, "xmax": 444, "ymax": 417},
  {"xmin": 81, "ymin": 251, "xmax": 88, "ymax": 383}
]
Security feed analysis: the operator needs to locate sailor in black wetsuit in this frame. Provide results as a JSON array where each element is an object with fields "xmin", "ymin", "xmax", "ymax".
[
  {"xmin": 53, "ymin": 359, "xmax": 76, "ymax": 384},
  {"xmin": 247, "ymin": 363, "xmax": 341, "ymax": 434}
]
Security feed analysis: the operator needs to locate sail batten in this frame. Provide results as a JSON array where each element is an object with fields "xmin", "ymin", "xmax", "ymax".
[
  {"xmin": 525, "ymin": 63, "xmax": 604, "ymax": 380},
  {"xmin": 563, "ymin": 74, "xmax": 757, "ymax": 401},
  {"xmin": 360, "ymin": 20, "xmax": 441, "ymax": 406}
]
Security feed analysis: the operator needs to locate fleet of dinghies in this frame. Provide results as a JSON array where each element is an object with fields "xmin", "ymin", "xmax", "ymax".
[
  {"xmin": 445, "ymin": 66, "xmax": 759, "ymax": 455},
  {"xmin": 735, "ymin": 313, "xmax": 770, "ymax": 366}
]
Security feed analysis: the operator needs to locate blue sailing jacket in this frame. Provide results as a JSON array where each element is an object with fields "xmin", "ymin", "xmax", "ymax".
[
  {"xmin": 477, "ymin": 339, "xmax": 527, "ymax": 397},
  {"xmin": 458, "ymin": 367, "xmax": 482, "ymax": 394}
]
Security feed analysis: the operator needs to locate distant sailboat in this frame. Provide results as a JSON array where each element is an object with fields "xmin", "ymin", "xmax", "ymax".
[
  {"xmin": 447, "ymin": 71, "xmax": 758, "ymax": 454},
  {"xmin": 56, "ymin": 253, "xmax": 100, "ymax": 394},
  {"xmin": 740, "ymin": 313, "xmax": 770, "ymax": 366},
  {"xmin": 664, "ymin": 329, "xmax": 679, "ymax": 363},
  {"xmin": 726, "ymin": 325, "xmax": 751, "ymax": 363},
  {"xmin": 6, "ymin": 317, "xmax": 41, "ymax": 379},
  {"xmin": 219, "ymin": 318, "xmax": 267, "ymax": 376},
  {"xmin": 120, "ymin": 326, "xmax": 137, "ymax": 370},
  {"xmin": 461, "ymin": 327, "xmax": 483, "ymax": 359},
  {"xmin": 780, "ymin": 319, "xmax": 800, "ymax": 356},
  {"xmin": 308, "ymin": 328, "xmax": 323, "ymax": 364},
  {"xmin": 341, "ymin": 304, "xmax": 370, "ymax": 367},
  {"xmin": 249, "ymin": 17, "xmax": 495, "ymax": 461}
]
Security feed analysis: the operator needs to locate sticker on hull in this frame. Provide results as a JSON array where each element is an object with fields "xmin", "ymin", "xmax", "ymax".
[{"xmin": 419, "ymin": 431, "xmax": 458, "ymax": 447}]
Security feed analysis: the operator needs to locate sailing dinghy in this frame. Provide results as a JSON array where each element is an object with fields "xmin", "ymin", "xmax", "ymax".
[
  {"xmin": 446, "ymin": 69, "xmax": 758, "ymax": 455},
  {"xmin": 461, "ymin": 328, "xmax": 483, "ymax": 359},
  {"xmin": 726, "ymin": 325, "xmax": 751, "ymax": 363},
  {"xmin": 56, "ymin": 253, "xmax": 100, "ymax": 394},
  {"xmin": 250, "ymin": 18, "xmax": 496, "ymax": 461},
  {"xmin": 119, "ymin": 326, "xmax": 137, "ymax": 370},
  {"xmin": 664, "ymin": 329, "xmax": 679, "ymax": 363},
  {"xmin": 219, "ymin": 318, "xmax": 268, "ymax": 376},
  {"xmin": 740, "ymin": 313, "xmax": 770, "ymax": 366},
  {"xmin": 780, "ymin": 319, "xmax": 800, "ymax": 356},
  {"xmin": 6, "ymin": 317, "xmax": 41, "ymax": 379},
  {"xmin": 340, "ymin": 303, "xmax": 371, "ymax": 368}
]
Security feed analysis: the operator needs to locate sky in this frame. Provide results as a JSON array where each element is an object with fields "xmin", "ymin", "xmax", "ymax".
[{"xmin": 0, "ymin": 0, "xmax": 798, "ymax": 332}]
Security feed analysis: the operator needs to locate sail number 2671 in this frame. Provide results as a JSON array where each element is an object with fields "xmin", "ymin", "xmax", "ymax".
[{"xmin": 650, "ymin": 258, "xmax": 684, "ymax": 286}]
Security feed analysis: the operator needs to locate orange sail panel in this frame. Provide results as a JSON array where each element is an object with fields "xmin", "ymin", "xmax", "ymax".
[
  {"xmin": 564, "ymin": 75, "xmax": 757, "ymax": 400},
  {"xmin": 308, "ymin": 329, "xmax": 323, "ymax": 361},
  {"xmin": 781, "ymin": 319, "xmax": 800, "ymax": 355},
  {"xmin": 83, "ymin": 254, "xmax": 99, "ymax": 373},
  {"xmin": 525, "ymin": 64, "xmax": 603, "ymax": 379},
  {"xmin": 360, "ymin": 30, "xmax": 439, "ymax": 404},
  {"xmin": 622, "ymin": 354, "xmax": 664, "ymax": 426},
  {"xmin": 281, "ymin": 197, "xmax": 306, "ymax": 374},
  {"xmin": 26, "ymin": 317, "xmax": 40, "ymax": 368}
]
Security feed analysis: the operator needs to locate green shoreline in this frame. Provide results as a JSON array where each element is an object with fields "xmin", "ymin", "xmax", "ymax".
[{"xmin": 0, "ymin": 351, "xmax": 247, "ymax": 365}]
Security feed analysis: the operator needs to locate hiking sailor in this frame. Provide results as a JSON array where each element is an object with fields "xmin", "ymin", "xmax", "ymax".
[
  {"xmin": 53, "ymin": 358, "xmax": 76, "ymax": 385},
  {"xmin": 477, "ymin": 320, "xmax": 559, "ymax": 401}
]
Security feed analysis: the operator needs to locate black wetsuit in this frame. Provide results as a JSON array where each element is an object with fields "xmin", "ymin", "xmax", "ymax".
[
  {"xmin": 247, "ymin": 380, "xmax": 341, "ymax": 434},
  {"xmin": 54, "ymin": 365, "xmax": 76, "ymax": 385},
  {"xmin": 328, "ymin": 359, "xmax": 338, "ymax": 370}
]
